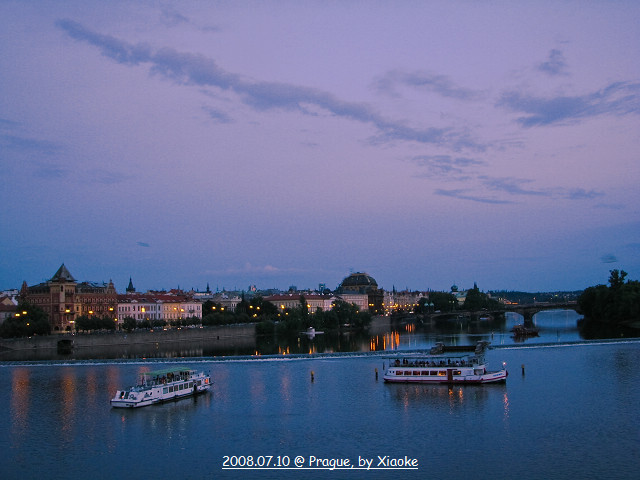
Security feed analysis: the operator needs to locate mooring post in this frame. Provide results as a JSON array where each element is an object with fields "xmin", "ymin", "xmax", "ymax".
[
  {"xmin": 310, "ymin": 371, "xmax": 314, "ymax": 382},
  {"xmin": 375, "ymin": 368, "xmax": 378, "ymax": 381},
  {"xmin": 521, "ymin": 364, "xmax": 525, "ymax": 376}
]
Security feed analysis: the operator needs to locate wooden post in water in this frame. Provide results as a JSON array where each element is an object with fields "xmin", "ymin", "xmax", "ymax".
[
  {"xmin": 310, "ymin": 371, "xmax": 315, "ymax": 382},
  {"xmin": 375, "ymin": 368, "xmax": 378, "ymax": 381},
  {"xmin": 521, "ymin": 364, "xmax": 525, "ymax": 376}
]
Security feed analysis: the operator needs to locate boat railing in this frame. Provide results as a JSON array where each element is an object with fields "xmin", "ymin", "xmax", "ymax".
[{"xmin": 391, "ymin": 357, "xmax": 481, "ymax": 368}]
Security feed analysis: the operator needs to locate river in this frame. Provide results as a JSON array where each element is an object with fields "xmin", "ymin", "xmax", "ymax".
[{"xmin": 1, "ymin": 310, "xmax": 638, "ymax": 479}]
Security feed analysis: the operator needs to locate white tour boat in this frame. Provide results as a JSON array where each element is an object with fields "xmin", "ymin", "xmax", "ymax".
[
  {"xmin": 111, "ymin": 366, "xmax": 211, "ymax": 408},
  {"xmin": 383, "ymin": 341, "xmax": 507, "ymax": 384}
]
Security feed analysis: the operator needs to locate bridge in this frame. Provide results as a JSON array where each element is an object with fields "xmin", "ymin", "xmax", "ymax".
[
  {"xmin": 503, "ymin": 302, "xmax": 579, "ymax": 325},
  {"xmin": 409, "ymin": 302, "xmax": 580, "ymax": 326}
]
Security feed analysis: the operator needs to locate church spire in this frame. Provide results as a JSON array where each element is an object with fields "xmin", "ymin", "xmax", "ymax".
[{"xmin": 126, "ymin": 277, "xmax": 136, "ymax": 293}]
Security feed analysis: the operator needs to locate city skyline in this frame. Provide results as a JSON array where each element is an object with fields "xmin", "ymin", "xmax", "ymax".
[{"xmin": 1, "ymin": 2, "xmax": 639, "ymax": 293}]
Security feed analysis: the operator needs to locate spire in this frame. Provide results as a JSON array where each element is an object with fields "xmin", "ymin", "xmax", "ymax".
[
  {"xmin": 126, "ymin": 277, "xmax": 136, "ymax": 293},
  {"xmin": 51, "ymin": 263, "xmax": 75, "ymax": 282}
]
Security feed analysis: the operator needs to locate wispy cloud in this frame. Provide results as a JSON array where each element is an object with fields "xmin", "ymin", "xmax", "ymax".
[
  {"xmin": 479, "ymin": 176, "xmax": 547, "ymax": 197},
  {"xmin": 202, "ymin": 105, "xmax": 233, "ymax": 124},
  {"xmin": 435, "ymin": 189, "xmax": 514, "ymax": 204},
  {"xmin": 537, "ymin": 49, "xmax": 569, "ymax": 76},
  {"xmin": 56, "ymin": 19, "xmax": 485, "ymax": 151},
  {"xmin": 560, "ymin": 188, "xmax": 604, "ymax": 200},
  {"xmin": 498, "ymin": 81, "xmax": 640, "ymax": 126},
  {"xmin": 412, "ymin": 155, "xmax": 484, "ymax": 178},
  {"xmin": 137, "ymin": 242, "xmax": 151, "ymax": 248},
  {"xmin": 1, "ymin": 133, "xmax": 61, "ymax": 156},
  {"xmin": 374, "ymin": 70, "xmax": 483, "ymax": 101},
  {"xmin": 431, "ymin": 173, "xmax": 604, "ymax": 205}
]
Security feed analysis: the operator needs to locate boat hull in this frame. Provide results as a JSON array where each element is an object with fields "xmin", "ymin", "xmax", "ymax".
[
  {"xmin": 111, "ymin": 369, "xmax": 211, "ymax": 408},
  {"xmin": 110, "ymin": 384, "xmax": 210, "ymax": 408},
  {"xmin": 383, "ymin": 369, "xmax": 507, "ymax": 384}
]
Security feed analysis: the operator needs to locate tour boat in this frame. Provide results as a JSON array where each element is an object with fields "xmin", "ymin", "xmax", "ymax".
[
  {"xmin": 383, "ymin": 341, "xmax": 507, "ymax": 384},
  {"xmin": 111, "ymin": 366, "xmax": 211, "ymax": 408}
]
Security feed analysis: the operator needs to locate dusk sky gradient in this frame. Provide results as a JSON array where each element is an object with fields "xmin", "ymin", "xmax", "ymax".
[{"xmin": 1, "ymin": 1, "xmax": 639, "ymax": 293}]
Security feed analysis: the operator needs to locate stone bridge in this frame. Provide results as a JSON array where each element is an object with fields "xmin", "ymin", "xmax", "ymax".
[
  {"xmin": 407, "ymin": 302, "xmax": 580, "ymax": 326},
  {"xmin": 503, "ymin": 302, "xmax": 579, "ymax": 325}
]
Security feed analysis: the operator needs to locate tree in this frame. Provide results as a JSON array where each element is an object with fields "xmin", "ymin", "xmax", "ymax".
[
  {"xmin": 122, "ymin": 316, "xmax": 136, "ymax": 332},
  {"xmin": 608, "ymin": 269, "xmax": 627, "ymax": 289},
  {"xmin": 0, "ymin": 302, "xmax": 51, "ymax": 338},
  {"xmin": 578, "ymin": 270, "xmax": 640, "ymax": 325},
  {"xmin": 429, "ymin": 291, "xmax": 458, "ymax": 312},
  {"xmin": 463, "ymin": 285, "xmax": 504, "ymax": 311}
]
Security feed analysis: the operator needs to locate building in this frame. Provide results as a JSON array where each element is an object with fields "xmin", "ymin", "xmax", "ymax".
[
  {"xmin": 117, "ymin": 291, "xmax": 203, "ymax": 325},
  {"xmin": 336, "ymin": 272, "xmax": 384, "ymax": 314},
  {"xmin": 384, "ymin": 289, "xmax": 428, "ymax": 314},
  {"xmin": 264, "ymin": 293, "xmax": 335, "ymax": 313},
  {"xmin": 0, "ymin": 290, "xmax": 18, "ymax": 324},
  {"xmin": 117, "ymin": 294, "xmax": 163, "ymax": 322},
  {"xmin": 20, "ymin": 264, "xmax": 117, "ymax": 331}
]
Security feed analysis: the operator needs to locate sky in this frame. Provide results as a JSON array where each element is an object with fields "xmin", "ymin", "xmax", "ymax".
[{"xmin": 1, "ymin": 1, "xmax": 639, "ymax": 294}]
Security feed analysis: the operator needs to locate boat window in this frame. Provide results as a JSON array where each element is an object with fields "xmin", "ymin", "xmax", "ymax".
[
  {"xmin": 438, "ymin": 371, "xmax": 446, "ymax": 376},
  {"xmin": 430, "ymin": 371, "xmax": 438, "ymax": 376},
  {"xmin": 421, "ymin": 371, "xmax": 429, "ymax": 376},
  {"xmin": 395, "ymin": 371, "xmax": 403, "ymax": 376},
  {"xmin": 453, "ymin": 370, "xmax": 461, "ymax": 375},
  {"xmin": 179, "ymin": 384, "xmax": 183, "ymax": 390},
  {"xmin": 163, "ymin": 387, "xmax": 168, "ymax": 394},
  {"xmin": 169, "ymin": 386, "xmax": 174, "ymax": 392},
  {"xmin": 413, "ymin": 371, "xmax": 420, "ymax": 376},
  {"xmin": 197, "ymin": 380, "xmax": 201, "ymax": 386}
]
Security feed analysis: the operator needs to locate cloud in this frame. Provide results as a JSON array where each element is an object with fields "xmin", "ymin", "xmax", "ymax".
[
  {"xmin": 374, "ymin": 70, "xmax": 483, "ymax": 101},
  {"xmin": 202, "ymin": 105, "xmax": 233, "ymax": 124},
  {"xmin": 56, "ymin": 19, "xmax": 485, "ymax": 151},
  {"xmin": 480, "ymin": 176, "xmax": 547, "ymax": 197},
  {"xmin": 600, "ymin": 254, "xmax": 617, "ymax": 263},
  {"xmin": 432, "ymin": 173, "xmax": 605, "ymax": 204},
  {"xmin": 137, "ymin": 242, "xmax": 151, "ymax": 247},
  {"xmin": 560, "ymin": 188, "xmax": 604, "ymax": 200},
  {"xmin": 412, "ymin": 155, "xmax": 484, "ymax": 177},
  {"xmin": 435, "ymin": 189, "xmax": 514, "ymax": 204},
  {"xmin": 498, "ymin": 81, "xmax": 640, "ymax": 127},
  {"xmin": 160, "ymin": 8, "xmax": 190, "ymax": 27},
  {"xmin": 1, "ymin": 133, "xmax": 61, "ymax": 156},
  {"xmin": 537, "ymin": 49, "xmax": 569, "ymax": 76}
]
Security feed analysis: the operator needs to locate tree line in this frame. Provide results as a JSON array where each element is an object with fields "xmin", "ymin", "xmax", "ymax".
[
  {"xmin": 0, "ymin": 295, "xmax": 372, "ymax": 338},
  {"xmin": 578, "ymin": 270, "xmax": 640, "ymax": 325}
]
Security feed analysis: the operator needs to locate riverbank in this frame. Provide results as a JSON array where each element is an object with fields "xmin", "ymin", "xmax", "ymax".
[{"xmin": 0, "ymin": 324, "xmax": 257, "ymax": 361}]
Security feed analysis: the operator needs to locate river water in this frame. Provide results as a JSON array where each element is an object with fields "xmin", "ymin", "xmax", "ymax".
[{"xmin": 1, "ymin": 311, "xmax": 639, "ymax": 479}]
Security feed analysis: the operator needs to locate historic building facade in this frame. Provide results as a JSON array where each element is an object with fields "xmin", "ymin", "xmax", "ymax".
[
  {"xmin": 336, "ymin": 272, "xmax": 384, "ymax": 314},
  {"xmin": 20, "ymin": 264, "xmax": 117, "ymax": 331}
]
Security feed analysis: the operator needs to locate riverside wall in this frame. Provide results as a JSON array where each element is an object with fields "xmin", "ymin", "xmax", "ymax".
[{"xmin": 0, "ymin": 324, "xmax": 257, "ymax": 354}]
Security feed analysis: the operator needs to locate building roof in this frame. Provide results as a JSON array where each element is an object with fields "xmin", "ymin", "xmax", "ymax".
[
  {"xmin": 50, "ymin": 263, "xmax": 76, "ymax": 282},
  {"xmin": 339, "ymin": 272, "xmax": 378, "ymax": 292}
]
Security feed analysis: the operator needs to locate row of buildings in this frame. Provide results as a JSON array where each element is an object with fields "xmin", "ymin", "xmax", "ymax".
[{"xmin": 3, "ymin": 264, "xmax": 417, "ymax": 331}]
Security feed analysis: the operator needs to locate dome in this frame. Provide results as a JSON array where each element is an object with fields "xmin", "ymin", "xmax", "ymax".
[{"xmin": 339, "ymin": 272, "xmax": 378, "ymax": 292}]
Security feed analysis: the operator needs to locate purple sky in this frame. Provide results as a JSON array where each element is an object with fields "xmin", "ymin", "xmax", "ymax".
[{"xmin": 1, "ymin": 1, "xmax": 639, "ymax": 293}]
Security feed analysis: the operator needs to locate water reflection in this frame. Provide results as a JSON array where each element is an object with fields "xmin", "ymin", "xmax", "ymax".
[
  {"xmin": 387, "ymin": 382, "xmax": 506, "ymax": 412},
  {"xmin": 0, "ymin": 310, "xmax": 592, "ymax": 362},
  {"xmin": 10, "ymin": 368, "xmax": 30, "ymax": 449}
]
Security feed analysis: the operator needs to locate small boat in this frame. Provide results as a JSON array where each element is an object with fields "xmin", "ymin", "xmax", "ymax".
[
  {"xmin": 511, "ymin": 324, "xmax": 539, "ymax": 337},
  {"xmin": 111, "ymin": 366, "xmax": 211, "ymax": 408},
  {"xmin": 383, "ymin": 341, "xmax": 507, "ymax": 384}
]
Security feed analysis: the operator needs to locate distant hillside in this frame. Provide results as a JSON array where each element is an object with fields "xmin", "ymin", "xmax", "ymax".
[{"xmin": 488, "ymin": 290, "xmax": 583, "ymax": 304}]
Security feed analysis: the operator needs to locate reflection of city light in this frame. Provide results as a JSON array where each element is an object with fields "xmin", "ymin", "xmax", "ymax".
[{"xmin": 11, "ymin": 368, "xmax": 30, "ymax": 446}]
